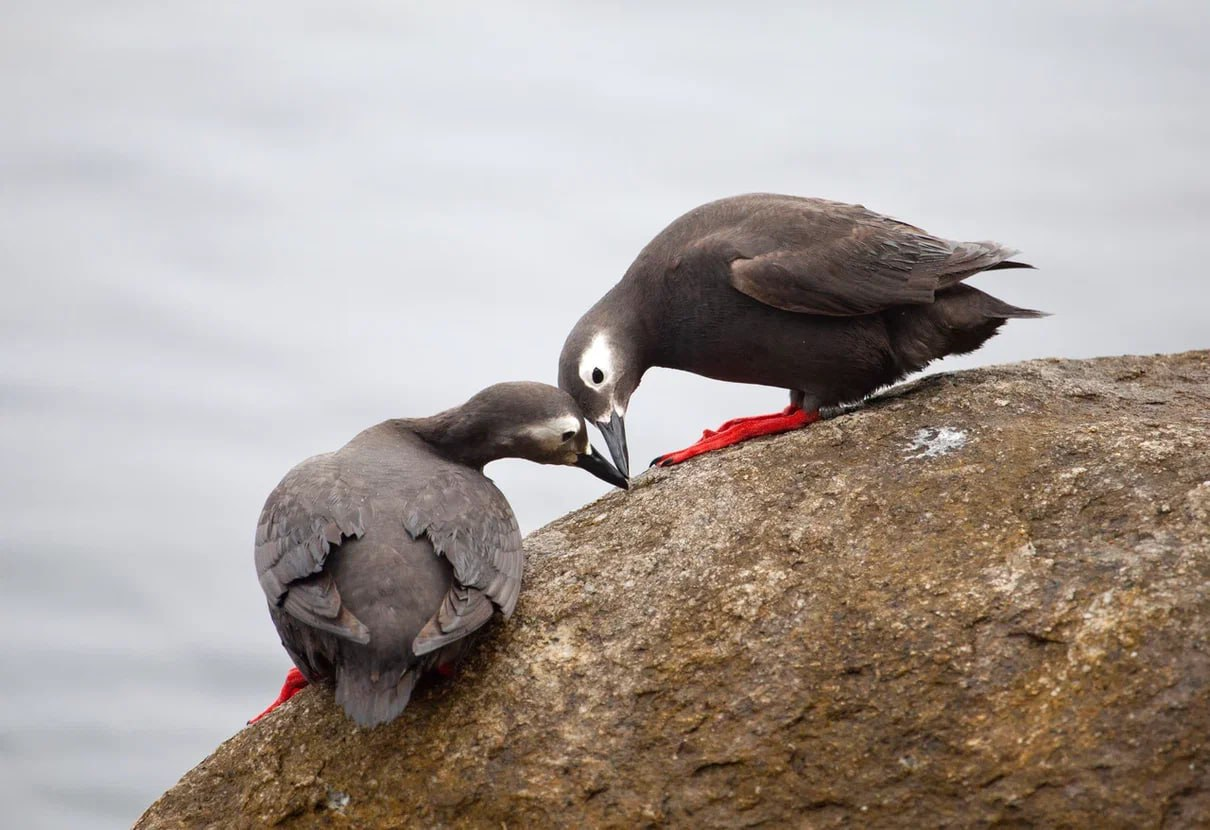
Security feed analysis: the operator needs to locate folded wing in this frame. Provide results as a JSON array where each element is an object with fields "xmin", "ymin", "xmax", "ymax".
[
  {"xmin": 254, "ymin": 456, "xmax": 372, "ymax": 644},
  {"xmin": 402, "ymin": 468, "xmax": 524, "ymax": 656},
  {"xmin": 709, "ymin": 198, "xmax": 1030, "ymax": 317}
]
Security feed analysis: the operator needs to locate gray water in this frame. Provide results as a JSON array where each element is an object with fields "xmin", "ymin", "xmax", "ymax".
[{"xmin": 2, "ymin": 2, "xmax": 1207, "ymax": 826}]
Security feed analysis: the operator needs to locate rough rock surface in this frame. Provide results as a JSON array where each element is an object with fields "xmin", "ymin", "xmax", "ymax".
[{"xmin": 137, "ymin": 351, "xmax": 1210, "ymax": 829}]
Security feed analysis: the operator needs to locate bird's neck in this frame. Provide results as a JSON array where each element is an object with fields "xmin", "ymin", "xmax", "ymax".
[
  {"xmin": 393, "ymin": 409, "xmax": 502, "ymax": 470},
  {"xmin": 590, "ymin": 281, "xmax": 661, "ymax": 370}
]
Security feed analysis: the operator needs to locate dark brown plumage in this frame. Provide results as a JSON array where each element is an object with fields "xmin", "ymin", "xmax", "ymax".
[{"xmin": 558, "ymin": 193, "xmax": 1044, "ymax": 474}]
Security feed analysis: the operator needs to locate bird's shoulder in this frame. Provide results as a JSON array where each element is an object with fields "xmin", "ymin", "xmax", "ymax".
[
  {"xmin": 397, "ymin": 459, "xmax": 521, "ymax": 556},
  {"xmin": 258, "ymin": 431, "xmax": 518, "ymax": 557},
  {"xmin": 254, "ymin": 450, "xmax": 373, "ymax": 584}
]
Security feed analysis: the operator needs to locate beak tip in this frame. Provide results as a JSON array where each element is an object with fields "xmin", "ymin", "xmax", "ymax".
[
  {"xmin": 596, "ymin": 412, "xmax": 631, "ymax": 483},
  {"xmin": 574, "ymin": 447, "xmax": 629, "ymax": 490}
]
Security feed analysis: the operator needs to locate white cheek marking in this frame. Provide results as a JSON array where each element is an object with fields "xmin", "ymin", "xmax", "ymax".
[
  {"xmin": 523, "ymin": 415, "xmax": 582, "ymax": 446},
  {"xmin": 579, "ymin": 332, "xmax": 615, "ymax": 388}
]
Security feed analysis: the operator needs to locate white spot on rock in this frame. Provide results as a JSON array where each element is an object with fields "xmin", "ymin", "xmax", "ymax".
[{"xmin": 905, "ymin": 427, "xmax": 968, "ymax": 459}]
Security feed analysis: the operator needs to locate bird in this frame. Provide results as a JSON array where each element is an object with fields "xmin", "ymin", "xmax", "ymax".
[
  {"xmin": 558, "ymin": 193, "xmax": 1044, "ymax": 476},
  {"xmin": 249, "ymin": 381, "xmax": 627, "ymax": 727}
]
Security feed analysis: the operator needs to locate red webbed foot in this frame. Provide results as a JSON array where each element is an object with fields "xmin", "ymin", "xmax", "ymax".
[
  {"xmin": 653, "ymin": 406, "xmax": 821, "ymax": 467},
  {"xmin": 248, "ymin": 667, "xmax": 309, "ymax": 724},
  {"xmin": 698, "ymin": 405, "xmax": 803, "ymax": 438}
]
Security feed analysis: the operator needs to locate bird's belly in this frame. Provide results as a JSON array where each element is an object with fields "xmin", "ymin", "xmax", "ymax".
[{"xmin": 664, "ymin": 306, "xmax": 898, "ymax": 405}]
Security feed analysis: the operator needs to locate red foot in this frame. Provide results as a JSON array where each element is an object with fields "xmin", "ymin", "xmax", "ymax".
[
  {"xmin": 699, "ymin": 405, "xmax": 802, "ymax": 437},
  {"xmin": 248, "ymin": 667, "xmax": 309, "ymax": 724},
  {"xmin": 653, "ymin": 407, "xmax": 821, "ymax": 467},
  {"xmin": 434, "ymin": 661, "xmax": 459, "ymax": 679}
]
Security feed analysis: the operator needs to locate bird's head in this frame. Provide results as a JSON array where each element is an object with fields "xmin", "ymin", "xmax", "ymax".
[
  {"xmin": 557, "ymin": 324, "xmax": 642, "ymax": 481},
  {"xmin": 462, "ymin": 382, "xmax": 628, "ymax": 489}
]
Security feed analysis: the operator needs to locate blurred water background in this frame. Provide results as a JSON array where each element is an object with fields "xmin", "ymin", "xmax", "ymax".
[{"xmin": 1, "ymin": 1, "xmax": 1207, "ymax": 826}]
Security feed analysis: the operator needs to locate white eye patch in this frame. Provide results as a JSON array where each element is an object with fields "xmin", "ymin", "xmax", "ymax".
[
  {"xmin": 523, "ymin": 415, "xmax": 584, "ymax": 449},
  {"xmin": 578, "ymin": 332, "xmax": 614, "ymax": 388}
]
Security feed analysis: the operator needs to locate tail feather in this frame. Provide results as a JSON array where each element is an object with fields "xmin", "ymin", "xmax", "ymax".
[
  {"xmin": 977, "ymin": 292, "xmax": 1049, "ymax": 320},
  {"xmin": 889, "ymin": 284, "xmax": 1046, "ymax": 375},
  {"xmin": 986, "ymin": 259, "xmax": 1036, "ymax": 272},
  {"xmin": 334, "ymin": 664, "xmax": 418, "ymax": 728},
  {"xmin": 934, "ymin": 241, "xmax": 1034, "ymax": 288}
]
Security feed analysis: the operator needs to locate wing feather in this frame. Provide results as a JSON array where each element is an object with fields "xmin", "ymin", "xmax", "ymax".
[
  {"xmin": 254, "ymin": 455, "xmax": 371, "ymax": 644},
  {"xmin": 707, "ymin": 198, "xmax": 1028, "ymax": 316},
  {"xmin": 402, "ymin": 469, "xmax": 524, "ymax": 655}
]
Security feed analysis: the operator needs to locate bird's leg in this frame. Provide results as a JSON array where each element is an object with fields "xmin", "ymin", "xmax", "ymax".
[
  {"xmin": 653, "ymin": 405, "xmax": 821, "ymax": 467},
  {"xmin": 699, "ymin": 405, "xmax": 803, "ymax": 437},
  {"xmin": 430, "ymin": 640, "xmax": 468, "ymax": 682},
  {"xmin": 247, "ymin": 667, "xmax": 309, "ymax": 724}
]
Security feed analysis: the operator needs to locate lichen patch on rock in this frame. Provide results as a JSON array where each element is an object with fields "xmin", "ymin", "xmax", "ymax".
[{"xmin": 905, "ymin": 425, "xmax": 968, "ymax": 459}]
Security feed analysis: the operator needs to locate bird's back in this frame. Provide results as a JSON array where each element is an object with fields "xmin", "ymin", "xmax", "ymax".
[
  {"xmin": 610, "ymin": 193, "xmax": 1040, "ymax": 404},
  {"xmin": 259, "ymin": 425, "xmax": 501, "ymax": 726}
]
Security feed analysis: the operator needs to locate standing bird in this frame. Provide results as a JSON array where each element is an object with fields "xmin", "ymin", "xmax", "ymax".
[
  {"xmin": 558, "ymin": 194, "xmax": 1043, "ymax": 475},
  {"xmin": 250, "ymin": 382, "xmax": 627, "ymax": 727}
]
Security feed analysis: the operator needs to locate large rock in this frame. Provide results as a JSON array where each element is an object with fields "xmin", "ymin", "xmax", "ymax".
[{"xmin": 137, "ymin": 351, "xmax": 1210, "ymax": 829}]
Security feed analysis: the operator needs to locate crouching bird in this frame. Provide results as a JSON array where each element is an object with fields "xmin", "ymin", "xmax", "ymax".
[
  {"xmin": 558, "ymin": 193, "xmax": 1044, "ymax": 475},
  {"xmin": 249, "ymin": 382, "xmax": 627, "ymax": 727}
]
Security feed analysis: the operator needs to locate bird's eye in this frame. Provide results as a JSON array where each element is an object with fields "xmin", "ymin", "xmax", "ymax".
[
  {"xmin": 591, "ymin": 367, "xmax": 604, "ymax": 384},
  {"xmin": 561, "ymin": 430, "xmax": 576, "ymax": 442}
]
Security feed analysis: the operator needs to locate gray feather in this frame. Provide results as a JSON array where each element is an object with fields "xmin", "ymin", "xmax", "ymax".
[
  {"xmin": 400, "ymin": 468, "xmax": 524, "ymax": 623},
  {"xmin": 255, "ymin": 457, "xmax": 371, "ymax": 644},
  {"xmin": 412, "ymin": 586, "xmax": 495, "ymax": 656},
  {"xmin": 334, "ymin": 664, "xmax": 419, "ymax": 728},
  {"xmin": 691, "ymin": 196, "xmax": 1035, "ymax": 317},
  {"xmin": 253, "ymin": 387, "xmax": 572, "ymax": 726}
]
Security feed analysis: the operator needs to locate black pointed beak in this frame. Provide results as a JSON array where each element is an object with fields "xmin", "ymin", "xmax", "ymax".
[
  {"xmin": 574, "ymin": 445, "xmax": 629, "ymax": 490},
  {"xmin": 594, "ymin": 411, "xmax": 630, "ymax": 480}
]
